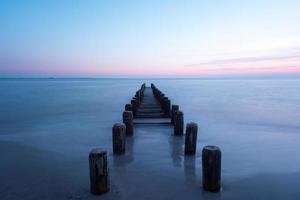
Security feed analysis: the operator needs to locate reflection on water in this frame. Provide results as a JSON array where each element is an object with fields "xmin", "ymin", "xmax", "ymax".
[
  {"xmin": 184, "ymin": 155, "xmax": 196, "ymax": 184},
  {"xmin": 168, "ymin": 134, "xmax": 184, "ymax": 167},
  {"xmin": 112, "ymin": 136, "xmax": 135, "ymax": 167}
]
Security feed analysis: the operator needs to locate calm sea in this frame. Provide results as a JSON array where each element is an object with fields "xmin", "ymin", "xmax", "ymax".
[{"xmin": 0, "ymin": 78, "xmax": 300, "ymax": 199}]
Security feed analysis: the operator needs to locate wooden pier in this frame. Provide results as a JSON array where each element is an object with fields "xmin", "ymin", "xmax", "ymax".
[
  {"xmin": 89, "ymin": 83, "xmax": 222, "ymax": 195},
  {"xmin": 134, "ymin": 85, "xmax": 171, "ymax": 125}
]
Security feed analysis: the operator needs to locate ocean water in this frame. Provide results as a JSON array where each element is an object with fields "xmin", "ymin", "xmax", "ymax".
[{"xmin": 0, "ymin": 78, "xmax": 300, "ymax": 199}]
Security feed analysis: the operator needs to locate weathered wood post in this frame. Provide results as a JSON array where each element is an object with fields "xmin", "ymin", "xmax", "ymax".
[
  {"xmin": 131, "ymin": 99, "xmax": 137, "ymax": 117},
  {"xmin": 125, "ymin": 104, "xmax": 132, "ymax": 111},
  {"xmin": 185, "ymin": 122, "xmax": 198, "ymax": 155},
  {"xmin": 132, "ymin": 96, "xmax": 139, "ymax": 107},
  {"xmin": 135, "ymin": 91, "xmax": 141, "ymax": 103},
  {"xmin": 159, "ymin": 94, "xmax": 165, "ymax": 106},
  {"xmin": 89, "ymin": 149, "xmax": 110, "ymax": 195},
  {"xmin": 140, "ymin": 85, "xmax": 145, "ymax": 101},
  {"xmin": 112, "ymin": 123, "xmax": 126, "ymax": 154},
  {"xmin": 123, "ymin": 111, "xmax": 133, "ymax": 136},
  {"xmin": 171, "ymin": 105, "xmax": 179, "ymax": 124},
  {"xmin": 174, "ymin": 111, "xmax": 184, "ymax": 136},
  {"xmin": 202, "ymin": 145, "xmax": 221, "ymax": 192},
  {"xmin": 163, "ymin": 97, "xmax": 171, "ymax": 116}
]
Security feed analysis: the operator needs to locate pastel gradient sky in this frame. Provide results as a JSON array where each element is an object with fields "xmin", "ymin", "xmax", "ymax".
[{"xmin": 1, "ymin": 0, "xmax": 300, "ymax": 77}]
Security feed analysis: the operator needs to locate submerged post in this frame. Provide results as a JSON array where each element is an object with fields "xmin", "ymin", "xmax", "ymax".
[
  {"xmin": 123, "ymin": 111, "xmax": 133, "ymax": 136},
  {"xmin": 174, "ymin": 111, "xmax": 184, "ymax": 136},
  {"xmin": 112, "ymin": 123, "xmax": 126, "ymax": 154},
  {"xmin": 185, "ymin": 122, "xmax": 198, "ymax": 155},
  {"xmin": 89, "ymin": 148, "xmax": 110, "ymax": 195},
  {"xmin": 171, "ymin": 105, "xmax": 179, "ymax": 124},
  {"xmin": 202, "ymin": 145, "xmax": 221, "ymax": 192}
]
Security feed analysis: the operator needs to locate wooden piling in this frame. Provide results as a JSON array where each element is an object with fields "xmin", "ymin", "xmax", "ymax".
[
  {"xmin": 130, "ymin": 99, "xmax": 137, "ymax": 117},
  {"xmin": 141, "ymin": 83, "xmax": 145, "ymax": 91},
  {"xmin": 174, "ymin": 111, "xmax": 184, "ymax": 136},
  {"xmin": 185, "ymin": 122, "xmax": 198, "ymax": 155},
  {"xmin": 202, "ymin": 145, "xmax": 221, "ymax": 192},
  {"xmin": 171, "ymin": 105, "xmax": 179, "ymax": 124},
  {"xmin": 123, "ymin": 111, "xmax": 133, "ymax": 135},
  {"xmin": 112, "ymin": 123, "xmax": 126, "ymax": 154},
  {"xmin": 163, "ymin": 97, "xmax": 171, "ymax": 116},
  {"xmin": 166, "ymin": 99, "xmax": 171, "ymax": 116},
  {"xmin": 140, "ymin": 84, "xmax": 145, "ymax": 100},
  {"xmin": 125, "ymin": 104, "xmax": 132, "ymax": 111},
  {"xmin": 132, "ymin": 96, "xmax": 139, "ymax": 107},
  {"xmin": 135, "ymin": 91, "xmax": 141, "ymax": 103},
  {"xmin": 89, "ymin": 148, "xmax": 110, "ymax": 195}
]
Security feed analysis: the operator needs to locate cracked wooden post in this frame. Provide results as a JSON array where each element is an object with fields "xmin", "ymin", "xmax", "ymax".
[
  {"xmin": 202, "ymin": 145, "xmax": 221, "ymax": 192},
  {"xmin": 184, "ymin": 122, "xmax": 198, "ymax": 155},
  {"xmin": 123, "ymin": 111, "xmax": 133, "ymax": 136},
  {"xmin": 171, "ymin": 105, "xmax": 179, "ymax": 124},
  {"xmin": 125, "ymin": 104, "xmax": 132, "ymax": 112},
  {"xmin": 174, "ymin": 111, "xmax": 184, "ymax": 136},
  {"xmin": 89, "ymin": 149, "xmax": 110, "ymax": 195},
  {"xmin": 112, "ymin": 123, "xmax": 126, "ymax": 154}
]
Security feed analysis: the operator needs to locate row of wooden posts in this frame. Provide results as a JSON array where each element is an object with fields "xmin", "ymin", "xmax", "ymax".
[{"xmin": 88, "ymin": 84, "xmax": 222, "ymax": 195}]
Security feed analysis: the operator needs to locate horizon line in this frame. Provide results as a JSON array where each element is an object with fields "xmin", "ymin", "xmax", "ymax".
[{"xmin": 1, "ymin": 75, "xmax": 300, "ymax": 80}]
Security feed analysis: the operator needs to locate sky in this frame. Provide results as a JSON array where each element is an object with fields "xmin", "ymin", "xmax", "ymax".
[{"xmin": 0, "ymin": 0, "xmax": 300, "ymax": 78}]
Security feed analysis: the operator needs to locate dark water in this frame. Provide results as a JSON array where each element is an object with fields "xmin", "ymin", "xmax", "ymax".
[{"xmin": 0, "ymin": 78, "xmax": 300, "ymax": 199}]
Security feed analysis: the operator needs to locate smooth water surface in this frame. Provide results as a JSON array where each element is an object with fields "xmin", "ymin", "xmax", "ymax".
[{"xmin": 0, "ymin": 78, "xmax": 300, "ymax": 200}]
